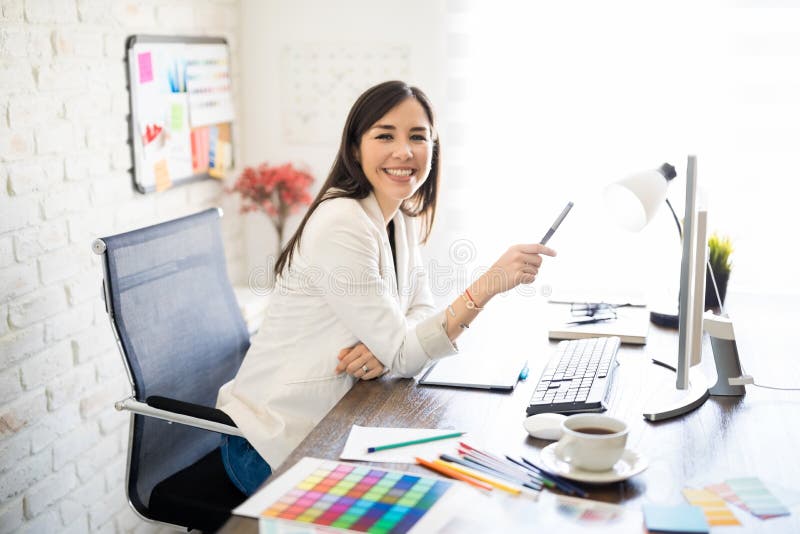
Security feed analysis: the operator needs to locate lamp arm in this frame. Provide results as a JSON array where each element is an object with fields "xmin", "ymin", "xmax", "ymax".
[{"xmin": 665, "ymin": 198, "xmax": 683, "ymax": 241}]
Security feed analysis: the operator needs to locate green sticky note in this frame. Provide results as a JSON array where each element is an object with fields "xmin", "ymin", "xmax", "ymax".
[{"xmin": 171, "ymin": 103, "xmax": 183, "ymax": 131}]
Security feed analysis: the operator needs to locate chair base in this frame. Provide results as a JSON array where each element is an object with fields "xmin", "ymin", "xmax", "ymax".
[{"xmin": 149, "ymin": 448, "xmax": 246, "ymax": 532}]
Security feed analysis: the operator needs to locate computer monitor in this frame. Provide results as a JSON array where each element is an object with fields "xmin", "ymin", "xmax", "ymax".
[{"xmin": 643, "ymin": 155, "xmax": 711, "ymax": 421}]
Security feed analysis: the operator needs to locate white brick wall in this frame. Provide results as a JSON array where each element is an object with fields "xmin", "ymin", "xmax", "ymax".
[{"xmin": 0, "ymin": 0, "xmax": 245, "ymax": 532}]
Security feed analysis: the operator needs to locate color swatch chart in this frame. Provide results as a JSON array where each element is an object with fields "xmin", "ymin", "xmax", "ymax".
[
  {"xmin": 261, "ymin": 462, "xmax": 452, "ymax": 533},
  {"xmin": 706, "ymin": 477, "xmax": 791, "ymax": 519}
]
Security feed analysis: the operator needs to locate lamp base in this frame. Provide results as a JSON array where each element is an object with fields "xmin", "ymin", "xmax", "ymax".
[{"xmin": 650, "ymin": 309, "xmax": 679, "ymax": 329}]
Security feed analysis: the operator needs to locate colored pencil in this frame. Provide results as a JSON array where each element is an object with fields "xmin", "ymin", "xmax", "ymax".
[
  {"xmin": 503, "ymin": 455, "xmax": 556, "ymax": 489},
  {"xmin": 367, "ymin": 431, "xmax": 464, "ymax": 453},
  {"xmin": 458, "ymin": 452, "xmax": 544, "ymax": 487},
  {"xmin": 459, "ymin": 442, "xmax": 549, "ymax": 486},
  {"xmin": 520, "ymin": 456, "xmax": 588, "ymax": 498},
  {"xmin": 415, "ymin": 457, "xmax": 493, "ymax": 491},
  {"xmin": 441, "ymin": 454, "xmax": 542, "ymax": 491},
  {"xmin": 433, "ymin": 459, "xmax": 522, "ymax": 495},
  {"xmin": 460, "ymin": 449, "xmax": 539, "ymax": 480}
]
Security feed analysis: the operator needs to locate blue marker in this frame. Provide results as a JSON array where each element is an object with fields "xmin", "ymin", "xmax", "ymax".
[{"xmin": 519, "ymin": 363, "xmax": 529, "ymax": 381}]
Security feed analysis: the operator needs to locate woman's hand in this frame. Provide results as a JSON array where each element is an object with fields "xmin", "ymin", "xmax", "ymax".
[
  {"xmin": 335, "ymin": 343, "xmax": 386, "ymax": 380},
  {"xmin": 474, "ymin": 244, "xmax": 557, "ymax": 303}
]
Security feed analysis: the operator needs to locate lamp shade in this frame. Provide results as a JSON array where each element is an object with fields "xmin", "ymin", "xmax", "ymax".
[{"xmin": 604, "ymin": 168, "xmax": 670, "ymax": 232}]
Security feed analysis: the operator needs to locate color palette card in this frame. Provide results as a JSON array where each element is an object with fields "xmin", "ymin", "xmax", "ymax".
[
  {"xmin": 554, "ymin": 494, "xmax": 628, "ymax": 525},
  {"xmin": 682, "ymin": 489, "xmax": 740, "ymax": 526},
  {"xmin": 707, "ymin": 477, "xmax": 791, "ymax": 519},
  {"xmin": 642, "ymin": 504, "xmax": 709, "ymax": 533},
  {"xmin": 236, "ymin": 457, "xmax": 464, "ymax": 534}
]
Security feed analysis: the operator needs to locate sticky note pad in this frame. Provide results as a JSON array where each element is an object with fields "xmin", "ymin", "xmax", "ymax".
[
  {"xmin": 642, "ymin": 504, "xmax": 709, "ymax": 533},
  {"xmin": 170, "ymin": 103, "xmax": 184, "ymax": 132},
  {"xmin": 138, "ymin": 52, "xmax": 153, "ymax": 84},
  {"xmin": 154, "ymin": 159, "xmax": 171, "ymax": 192},
  {"xmin": 682, "ymin": 489, "xmax": 740, "ymax": 526}
]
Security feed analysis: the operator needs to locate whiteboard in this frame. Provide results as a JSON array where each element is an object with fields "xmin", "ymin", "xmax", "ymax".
[{"xmin": 126, "ymin": 35, "xmax": 235, "ymax": 193}]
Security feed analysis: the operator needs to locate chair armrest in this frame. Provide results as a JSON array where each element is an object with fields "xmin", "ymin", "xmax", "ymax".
[
  {"xmin": 114, "ymin": 396, "xmax": 243, "ymax": 437},
  {"xmin": 147, "ymin": 396, "xmax": 236, "ymax": 426}
]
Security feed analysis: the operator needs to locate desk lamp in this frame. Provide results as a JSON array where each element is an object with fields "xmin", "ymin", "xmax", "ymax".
[
  {"xmin": 605, "ymin": 157, "xmax": 746, "ymax": 421},
  {"xmin": 603, "ymin": 162, "xmax": 683, "ymax": 327}
]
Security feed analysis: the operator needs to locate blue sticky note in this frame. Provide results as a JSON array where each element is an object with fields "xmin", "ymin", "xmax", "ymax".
[{"xmin": 642, "ymin": 504, "xmax": 710, "ymax": 533}]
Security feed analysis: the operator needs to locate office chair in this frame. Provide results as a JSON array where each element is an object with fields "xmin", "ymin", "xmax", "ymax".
[{"xmin": 93, "ymin": 208, "xmax": 250, "ymax": 532}]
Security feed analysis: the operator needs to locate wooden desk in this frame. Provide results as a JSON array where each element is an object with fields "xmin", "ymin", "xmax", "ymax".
[{"xmin": 221, "ymin": 293, "xmax": 799, "ymax": 533}]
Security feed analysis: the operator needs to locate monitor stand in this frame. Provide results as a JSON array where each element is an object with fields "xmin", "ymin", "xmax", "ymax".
[{"xmin": 642, "ymin": 360, "xmax": 710, "ymax": 421}]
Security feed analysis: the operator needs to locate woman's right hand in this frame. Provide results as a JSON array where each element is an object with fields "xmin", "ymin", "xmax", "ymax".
[{"xmin": 474, "ymin": 244, "xmax": 557, "ymax": 303}]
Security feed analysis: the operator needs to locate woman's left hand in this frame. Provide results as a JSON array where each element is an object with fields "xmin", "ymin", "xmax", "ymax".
[{"xmin": 335, "ymin": 343, "xmax": 386, "ymax": 380}]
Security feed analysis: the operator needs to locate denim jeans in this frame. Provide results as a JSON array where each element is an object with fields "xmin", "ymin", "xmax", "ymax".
[{"xmin": 220, "ymin": 435, "xmax": 272, "ymax": 496}]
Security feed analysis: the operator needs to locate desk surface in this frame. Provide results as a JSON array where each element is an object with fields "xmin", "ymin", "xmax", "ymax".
[{"xmin": 220, "ymin": 293, "xmax": 799, "ymax": 533}]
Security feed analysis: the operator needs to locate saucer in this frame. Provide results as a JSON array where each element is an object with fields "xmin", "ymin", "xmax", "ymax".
[{"xmin": 538, "ymin": 443, "xmax": 648, "ymax": 484}]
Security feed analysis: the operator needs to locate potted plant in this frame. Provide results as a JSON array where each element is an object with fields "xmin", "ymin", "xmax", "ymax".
[{"xmin": 705, "ymin": 232, "xmax": 733, "ymax": 310}]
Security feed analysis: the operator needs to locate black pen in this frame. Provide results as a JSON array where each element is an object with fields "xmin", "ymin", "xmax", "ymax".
[{"xmin": 565, "ymin": 315, "xmax": 616, "ymax": 326}]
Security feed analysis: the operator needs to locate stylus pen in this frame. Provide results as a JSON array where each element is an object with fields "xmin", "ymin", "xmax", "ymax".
[
  {"xmin": 367, "ymin": 431, "xmax": 464, "ymax": 453},
  {"xmin": 540, "ymin": 201, "xmax": 574, "ymax": 245},
  {"xmin": 520, "ymin": 456, "xmax": 588, "ymax": 497}
]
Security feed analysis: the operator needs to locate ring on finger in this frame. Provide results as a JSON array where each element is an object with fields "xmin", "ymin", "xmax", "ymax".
[{"xmin": 361, "ymin": 364, "xmax": 369, "ymax": 374}]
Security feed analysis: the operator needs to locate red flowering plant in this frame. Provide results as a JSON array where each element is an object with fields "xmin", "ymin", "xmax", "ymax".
[{"xmin": 229, "ymin": 162, "xmax": 314, "ymax": 245}]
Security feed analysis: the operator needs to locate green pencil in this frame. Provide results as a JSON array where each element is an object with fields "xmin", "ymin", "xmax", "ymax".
[{"xmin": 367, "ymin": 431, "xmax": 465, "ymax": 453}]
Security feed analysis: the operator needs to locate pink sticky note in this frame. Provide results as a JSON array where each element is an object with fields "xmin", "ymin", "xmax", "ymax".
[{"xmin": 138, "ymin": 52, "xmax": 153, "ymax": 84}]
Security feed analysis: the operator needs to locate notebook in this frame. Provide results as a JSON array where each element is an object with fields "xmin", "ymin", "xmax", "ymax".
[
  {"xmin": 418, "ymin": 352, "xmax": 527, "ymax": 391},
  {"xmin": 547, "ymin": 305, "xmax": 650, "ymax": 345}
]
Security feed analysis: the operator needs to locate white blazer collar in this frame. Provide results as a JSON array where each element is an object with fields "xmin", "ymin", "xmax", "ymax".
[{"xmin": 358, "ymin": 191, "xmax": 410, "ymax": 308}]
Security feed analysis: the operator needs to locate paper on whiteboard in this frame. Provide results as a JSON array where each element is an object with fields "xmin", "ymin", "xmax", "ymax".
[{"xmin": 186, "ymin": 44, "xmax": 234, "ymax": 127}]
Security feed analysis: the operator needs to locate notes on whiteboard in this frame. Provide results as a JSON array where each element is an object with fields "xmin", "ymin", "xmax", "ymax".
[
  {"xmin": 138, "ymin": 52, "xmax": 153, "ymax": 84},
  {"xmin": 186, "ymin": 44, "xmax": 235, "ymax": 127},
  {"xmin": 128, "ymin": 37, "xmax": 234, "ymax": 193}
]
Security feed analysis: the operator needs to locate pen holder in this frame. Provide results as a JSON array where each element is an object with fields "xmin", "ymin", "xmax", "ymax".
[{"xmin": 703, "ymin": 312, "xmax": 746, "ymax": 396}]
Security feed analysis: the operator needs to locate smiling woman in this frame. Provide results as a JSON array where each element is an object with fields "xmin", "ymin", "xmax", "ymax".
[
  {"xmin": 355, "ymin": 97, "xmax": 434, "ymax": 221},
  {"xmin": 215, "ymin": 80, "xmax": 556, "ymax": 496}
]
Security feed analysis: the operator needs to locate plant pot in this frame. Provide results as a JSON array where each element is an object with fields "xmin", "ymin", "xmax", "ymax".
[{"xmin": 705, "ymin": 269, "xmax": 729, "ymax": 310}]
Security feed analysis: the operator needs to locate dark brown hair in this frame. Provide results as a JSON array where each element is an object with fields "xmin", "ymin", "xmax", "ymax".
[{"xmin": 274, "ymin": 80, "xmax": 440, "ymax": 276}]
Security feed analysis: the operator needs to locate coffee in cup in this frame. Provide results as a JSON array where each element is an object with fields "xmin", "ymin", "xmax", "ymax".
[{"xmin": 555, "ymin": 414, "xmax": 628, "ymax": 471}]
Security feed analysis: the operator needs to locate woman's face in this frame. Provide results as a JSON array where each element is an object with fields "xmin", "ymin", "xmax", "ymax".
[{"xmin": 356, "ymin": 97, "xmax": 433, "ymax": 216}]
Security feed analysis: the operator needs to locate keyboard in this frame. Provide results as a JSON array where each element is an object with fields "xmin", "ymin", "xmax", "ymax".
[{"xmin": 526, "ymin": 336, "xmax": 621, "ymax": 416}]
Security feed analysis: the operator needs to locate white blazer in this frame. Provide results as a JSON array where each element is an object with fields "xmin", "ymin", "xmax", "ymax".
[{"xmin": 217, "ymin": 191, "xmax": 458, "ymax": 468}]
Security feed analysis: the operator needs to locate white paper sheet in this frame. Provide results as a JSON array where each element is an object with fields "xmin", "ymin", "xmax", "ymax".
[{"xmin": 339, "ymin": 425, "xmax": 466, "ymax": 464}]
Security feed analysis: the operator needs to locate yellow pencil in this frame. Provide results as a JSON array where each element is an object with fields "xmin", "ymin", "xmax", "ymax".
[{"xmin": 432, "ymin": 459, "xmax": 522, "ymax": 495}]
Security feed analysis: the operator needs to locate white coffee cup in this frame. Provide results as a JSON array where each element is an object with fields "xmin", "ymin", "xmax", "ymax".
[{"xmin": 555, "ymin": 414, "xmax": 628, "ymax": 472}]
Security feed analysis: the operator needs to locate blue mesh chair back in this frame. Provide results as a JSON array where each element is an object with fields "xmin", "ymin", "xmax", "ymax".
[{"xmin": 100, "ymin": 208, "xmax": 249, "ymax": 523}]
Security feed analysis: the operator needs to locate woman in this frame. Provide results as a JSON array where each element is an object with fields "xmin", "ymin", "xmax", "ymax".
[{"xmin": 217, "ymin": 81, "xmax": 556, "ymax": 495}]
